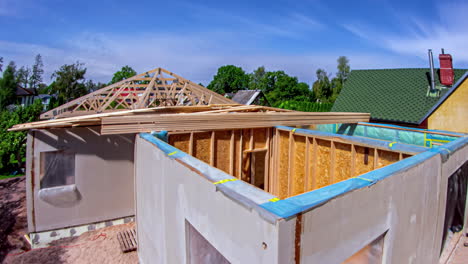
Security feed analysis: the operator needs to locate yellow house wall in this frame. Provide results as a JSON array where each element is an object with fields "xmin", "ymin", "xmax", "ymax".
[{"xmin": 428, "ymin": 78, "xmax": 468, "ymax": 133}]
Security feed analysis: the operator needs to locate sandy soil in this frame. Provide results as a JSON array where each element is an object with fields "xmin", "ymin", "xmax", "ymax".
[
  {"xmin": 5, "ymin": 223, "xmax": 138, "ymax": 264},
  {"xmin": 0, "ymin": 176, "xmax": 28, "ymax": 263},
  {"xmin": 0, "ymin": 176, "xmax": 138, "ymax": 264}
]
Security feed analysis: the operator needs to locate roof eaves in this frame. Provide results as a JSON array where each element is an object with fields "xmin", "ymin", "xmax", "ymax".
[
  {"xmin": 417, "ymin": 70, "xmax": 468, "ymax": 124},
  {"xmin": 245, "ymin": 91, "xmax": 261, "ymax": 105}
]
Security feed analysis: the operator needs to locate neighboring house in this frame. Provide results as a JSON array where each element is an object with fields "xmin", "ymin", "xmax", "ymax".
[
  {"xmin": 332, "ymin": 68, "xmax": 468, "ymax": 133},
  {"xmin": 34, "ymin": 94, "xmax": 55, "ymax": 111},
  {"xmin": 230, "ymin": 90, "xmax": 270, "ymax": 106},
  {"xmin": 16, "ymin": 86, "xmax": 36, "ymax": 107}
]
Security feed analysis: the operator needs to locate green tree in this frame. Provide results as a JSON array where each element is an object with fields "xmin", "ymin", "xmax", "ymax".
[
  {"xmin": 249, "ymin": 66, "xmax": 266, "ymax": 90},
  {"xmin": 336, "ymin": 56, "xmax": 350, "ymax": 85},
  {"xmin": 258, "ymin": 71, "xmax": 313, "ymax": 106},
  {"xmin": 0, "ymin": 100, "xmax": 43, "ymax": 174},
  {"xmin": 0, "ymin": 62, "xmax": 18, "ymax": 109},
  {"xmin": 312, "ymin": 68, "xmax": 332, "ymax": 102},
  {"xmin": 207, "ymin": 65, "xmax": 249, "ymax": 94},
  {"xmin": 109, "ymin": 65, "xmax": 137, "ymax": 84},
  {"xmin": 29, "ymin": 54, "xmax": 44, "ymax": 91},
  {"xmin": 51, "ymin": 62, "xmax": 88, "ymax": 104},
  {"xmin": 0, "ymin": 57, "xmax": 3, "ymax": 72},
  {"xmin": 16, "ymin": 66, "xmax": 31, "ymax": 89},
  {"xmin": 85, "ymin": 80, "xmax": 106, "ymax": 92}
]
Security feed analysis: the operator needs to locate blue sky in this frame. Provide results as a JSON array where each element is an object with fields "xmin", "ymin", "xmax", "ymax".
[{"xmin": 1, "ymin": 0, "xmax": 467, "ymax": 85}]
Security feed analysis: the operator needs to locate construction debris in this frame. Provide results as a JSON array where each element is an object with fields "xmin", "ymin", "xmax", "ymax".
[{"xmin": 117, "ymin": 228, "xmax": 137, "ymax": 253}]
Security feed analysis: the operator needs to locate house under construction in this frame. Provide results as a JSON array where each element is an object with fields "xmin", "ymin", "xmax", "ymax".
[{"xmin": 10, "ymin": 67, "xmax": 468, "ymax": 263}]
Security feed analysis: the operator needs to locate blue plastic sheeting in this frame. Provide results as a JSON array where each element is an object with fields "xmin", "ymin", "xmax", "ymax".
[
  {"xmin": 140, "ymin": 133, "xmax": 186, "ymax": 159},
  {"xmin": 315, "ymin": 123, "xmax": 463, "ymax": 148},
  {"xmin": 276, "ymin": 126, "xmax": 428, "ymax": 154},
  {"xmin": 151, "ymin": 131, "xmax": 168, "ymax": 142},
  {"xmin": 429, "ymin": 135, "xmax": 468, "ymax": 162},
  {"xmin": 260, "ymin": 178, "xmax": 370, "ymax": 218}
]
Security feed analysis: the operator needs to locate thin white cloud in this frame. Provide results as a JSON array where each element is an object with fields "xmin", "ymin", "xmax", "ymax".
[
  {"xmin": 0, "ymin": 30, "xmax": 418, "ymax": 86},
  {"xmin": 342, "ymin": 1, "xmax": 468, "ymax": 66}
]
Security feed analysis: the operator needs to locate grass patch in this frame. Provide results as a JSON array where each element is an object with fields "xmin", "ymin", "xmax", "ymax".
[{"xmin": 0, "ymin": 174, "xmax": 24, "ymax": 180}]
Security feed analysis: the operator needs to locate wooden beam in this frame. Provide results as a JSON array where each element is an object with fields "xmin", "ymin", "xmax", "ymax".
[
  {"xmin": 189, "ymin": 132, "xmax": 194, "ymax": 156},
  {"xmin": 238, "ymin": 129, "xmax": 243, "ymax": 180},
  {"xmin": 264, "ymin": 128, "xmax": 271, "ymax": 192},
  {"xmin": 311, "ymin": 137, "xmax": 317, "ymax": 191},
  {"xmin": 210, "ymin": 131, "xmax": 215, "ymax": 166},
  {"xmin": 374, "ymin": 148, "xmax": 379, "ymax": 169},
  {"xmin": 330, "ymin": 141, "xmax": 335, "ymax": 184},
  {"xmin": 229, "ymin": 130, "xmax": 235, "ymax": 175},
  {"xmin": 351, "ymin": 144, "xmax": 356, "ymax": 177},
  {"xmin": 304, "ymin": 136, "xmax": 310, "ymax": 192},
  {"xmin": 287, "ymin": 130, "xmax": 294, "ymax": 197}
]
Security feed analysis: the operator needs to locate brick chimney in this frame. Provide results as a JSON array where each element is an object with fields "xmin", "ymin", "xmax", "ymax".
[{"xmin": 439, "ymin": 49, "xmax": 454, "ymax": 86}]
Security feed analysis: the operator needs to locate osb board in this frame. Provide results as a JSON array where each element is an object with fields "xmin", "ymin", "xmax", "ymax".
[
  {"xmin": 334, "ymin": 142, "xmax": 352, "ymax": 183},
  {"xmin": 377, "ymin": 150, "xmax": 400, "ymax": 168},
  {"xmin": 306, "ymin": 137, "xmax": 316, "ymax": 191},
  {"xmin": 355, "ymin": 146, "xmax": 374, "ymax": 176},
  {"xmin": 168, "ymin": 134, "xmax": 191, "ymax": 153},
  {"xmin": 278, "ymin": 131, "xmax": 290, "ymax": 199},
  {"xmin": 193, "ymin": 132, "xmax": 211, "ymax": 164},
  {"xmin": 253, "ymin": 128, "xmax": 267, "ymax": 149},
  {"xmin": 291, "ymin": 135, "xmax": 306, "ymax": 196},
  {"xmin": 252, "ymin": 151, "xmax": 266, "ymax": 189},
  {"xmin": 214, "ymin": 131, "xmax": 231, "ymax": 174},
  {"xmin": 316, "ymin": 139, "xmax": 331, "ymax": 189}
]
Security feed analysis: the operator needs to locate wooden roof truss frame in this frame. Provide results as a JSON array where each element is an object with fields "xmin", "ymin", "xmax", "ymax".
[{"xmin": 41, "ymin": 67, "xmax": 234, "ymax": 119}]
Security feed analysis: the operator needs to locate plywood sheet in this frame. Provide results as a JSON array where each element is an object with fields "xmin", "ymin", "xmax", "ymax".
[
  {"xmin": 278, "ymin": 131, "xmax": 290, "ymax": 199},
  {"xmin": 193, "ymin": 132, "xmax": 211, "ymax": 164},
  {"xmin": 334, "ymin": 143, "xmax": 352, "ymax": 183},
  {"xmin": 355, "ymin": 146, "xmax": 375, "ymax": 176},
  {"xmin": 377, "ymin": 150, "xmax": 400, "ymax": 168},
  {"xmin": 168, "ymin": 134, "xmax": 191, "ymax": 153},
  {"xmin": 214, "ymin": 131, "xmax": 231, "ymax": 174},
  {"xmin": 316, "ymin": 139, "xmax": 331, "ymax": 189},
  {"xmin": 253, "ymin": 128, "xmax": 267, "ymax": 149},
  {"xmin": 291, "ymin": 135, "xmax": 306, "ymax": 196}
]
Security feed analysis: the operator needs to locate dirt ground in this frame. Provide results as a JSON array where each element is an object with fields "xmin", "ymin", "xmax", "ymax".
[
  {"xmin": 0, "ymin": 177, "xmax": 28, "ymax": 263},
  {"xmin": 0, "ymin": 176, "xmax": 138, "ymax": 264}
]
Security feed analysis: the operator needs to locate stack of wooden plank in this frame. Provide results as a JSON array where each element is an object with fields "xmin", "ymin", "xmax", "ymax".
[{"xmin": 9, "ymin": 104, "xmax": 370, "ymax": 135}]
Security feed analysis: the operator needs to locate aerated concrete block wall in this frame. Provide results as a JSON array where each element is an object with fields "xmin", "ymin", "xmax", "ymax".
[
  {"xmin": 135, "ymin": 133, "xmax": 468, "ymax": 264},
  {"xmin": 135, "ymin": 135, "xmax": 293, "ymax": 264},
  {"xmin": 26, "ymin": 127, "xmax": 135, "ymax": 232}
]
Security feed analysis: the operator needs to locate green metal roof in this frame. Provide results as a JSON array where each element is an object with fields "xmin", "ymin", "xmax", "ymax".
[{"xmin": 332, "ymin": 68, "xmax": 468, "ymax": 124}]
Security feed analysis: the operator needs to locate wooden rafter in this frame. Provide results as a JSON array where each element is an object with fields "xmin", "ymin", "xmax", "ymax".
[{"xmin": 41, "ymin": 67, "xmax": 234, "ymax": 119}]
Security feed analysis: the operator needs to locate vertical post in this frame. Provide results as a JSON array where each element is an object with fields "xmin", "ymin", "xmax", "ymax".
[
  {"xmin": 304, "ymin": 135, "xmax": 310, "ymax": 192},
  {"xmin": 250, "ymin": 129, "xmax": 254, "ymax": 184},
  {"xmin": 264, "ymin": 128, "xmax": 271, "ymax": 192},
  {"xmin": 210, "ymin": 131, "xmax": 215, "ymax": 166},
  {"xmin": 288, "ymin": 130, "xmax": 294, "ymax": 197},
  {"xmin": 374, "ymin": 148, "xmax": 379, "ymax": 169},
  {"xmin": 330, "ymin": 141, "xmax": 335, "ymax": 184},
  {"xmin": 351, "ymin": 144, "xmax": 356, "ymax": 177},
  {"xmin": 229, "ymin": 130, "xmax": 235, "ymax": 176},
  {"xmin": 189, "ymin": 132, "xmax": 194, "ymax": 156},
  {"xmin": 238, "ymin": 130, "xmax": 243, "ymax": 180},
  {"xmin": 311, "ymin": 137, "xmax": 317, "ymax": 191}
]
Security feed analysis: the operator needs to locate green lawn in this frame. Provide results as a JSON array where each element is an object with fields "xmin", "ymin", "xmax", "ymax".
[{"xmin": 0, "ymin": 174, "xmax": 25, "ymax": 180}]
